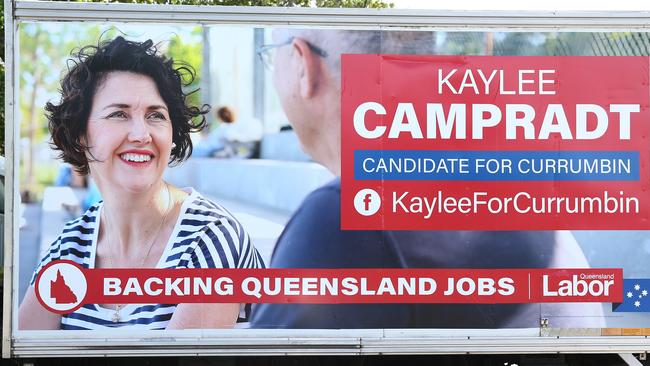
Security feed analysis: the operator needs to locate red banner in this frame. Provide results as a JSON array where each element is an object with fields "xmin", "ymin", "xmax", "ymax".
[
  {"xmin": 341, "ymin": 56, "xmax": 650, "ymax": 230},
  {"xmin": 35, "ymin": 261, "xmax": 622, "ymax": 314}
]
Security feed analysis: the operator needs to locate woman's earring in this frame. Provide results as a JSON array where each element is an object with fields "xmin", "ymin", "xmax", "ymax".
[{"xmin": 171, "ymin": 142, "xmax": 177, "ymax": 148}]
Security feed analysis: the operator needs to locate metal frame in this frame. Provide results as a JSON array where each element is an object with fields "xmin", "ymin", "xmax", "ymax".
[
  {"xmin": 3, "ymin": 0, "xmax": 16, "ymax": 360},
  {"xmin": 9, "ymin": 332, "xmax": 650, "ymax": 357},
  {"xmin": 6, "ymin": 0, "xmax": 650, "ymax": 359},
  {"xmin": 11, "ymin": 1, "xmax": 650, "ymax": 28}
]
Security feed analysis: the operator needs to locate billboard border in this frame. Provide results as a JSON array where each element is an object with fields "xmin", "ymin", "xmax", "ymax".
[
  {"xmin": 12, "ymin": 1, "xmax": 650, "ymax": 29},
  {"xmin": 5, "ymin": 0, "xmax": 650, "ymax": 359},
  {"xmin": 8, "ymin": 332, "xmax": 650, "ymax": 357},
  {"xmin": 3, "ymin": 0, "xmax": 16, "ymax": 360}
]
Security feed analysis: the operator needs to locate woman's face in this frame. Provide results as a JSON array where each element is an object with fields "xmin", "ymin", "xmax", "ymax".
[{"xmin": 85, "ymin": 71, "xmax": 173, "ymax": 194}]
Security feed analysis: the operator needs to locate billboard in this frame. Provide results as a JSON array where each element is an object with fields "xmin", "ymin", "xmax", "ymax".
[{"xmin": 6, "ymin": 2, "xmax": 650, "ymax": 357}]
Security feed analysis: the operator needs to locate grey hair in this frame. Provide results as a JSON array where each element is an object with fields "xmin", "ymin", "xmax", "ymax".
[{"xmin": 281, "ymin": 28, "xmax": 436, "ymax": 80}]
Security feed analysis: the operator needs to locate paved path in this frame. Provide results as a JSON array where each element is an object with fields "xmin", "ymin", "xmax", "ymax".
[{"xmin": 18, "ymin": 203, "xmax": 42, "ymax": 303}]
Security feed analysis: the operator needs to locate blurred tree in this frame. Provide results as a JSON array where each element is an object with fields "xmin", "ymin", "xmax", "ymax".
[
  {"xmin": 493, "ymin": 33, "xmax": 545, "ymax": 56},
  {"xmin": 315, "ymin": 0, "xmax": 391, "ymax": 7},
  {"xmin": 78, "ymin": 0, "xmax": 391, "ymax": 7},
  {"xmin": 437, "ymin": 32, "xmax": 486, "ymax": 55},
  {"xmin": 542, "ymin": 32, "xmax": 599, "ymax": 56},
  {"xmin": 20, "ymin": 26, "xmax": 45, "ymax": 195},
  {"xmin": 167, "ymin": 27, "xmax": 204, "ymax": 108},
  {"xmin": 18, "ymin": 24, "xmax": 105, "ymax": 197}
]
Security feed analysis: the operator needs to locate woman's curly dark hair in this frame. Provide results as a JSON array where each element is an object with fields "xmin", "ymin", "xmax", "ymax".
[{"xmin": 46, "ymin": 36, "xmax": 209, "ymax": 175}]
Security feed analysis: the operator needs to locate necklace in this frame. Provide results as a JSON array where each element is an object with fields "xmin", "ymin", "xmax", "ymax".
[{"xmin": 102, "ymin": 182, "xmax": 173, "ymax": 323}]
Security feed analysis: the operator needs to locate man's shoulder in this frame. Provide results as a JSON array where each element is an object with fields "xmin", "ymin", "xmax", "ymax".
[
  {"xmin": 282, "ymin": 178, "xmax": 342, "ymax": 228},
  {"xmin": 301, "ymin": 178, "xmax": 341, "ymax": 204},
  {"xmin": 270, "ymin": 178, "xmax": 391, "ymax": 268},
  {"xmin": 285, "ymin": 178, "xmax": 341, "ymax": 230}
]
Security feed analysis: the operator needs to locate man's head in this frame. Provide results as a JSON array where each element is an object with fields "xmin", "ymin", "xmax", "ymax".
[
  {"xmin": 267, "ymin": 28, "xmax": 434, "ymax": 175},
  {"xmin": 217, "ymin": 106, "xmax": 236, "ymax": 124}
]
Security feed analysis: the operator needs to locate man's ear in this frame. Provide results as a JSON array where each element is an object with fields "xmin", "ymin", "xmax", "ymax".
[{"xmin": 291, "ymin": 38, "xmax": 321, "ymax": 99}]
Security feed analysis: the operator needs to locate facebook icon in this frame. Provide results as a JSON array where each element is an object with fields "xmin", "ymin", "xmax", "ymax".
[
  {"xmin": 364, "ymin": 193, "xmax": 372, "ymax": 211},
  {"xmin": 354, "ymin": 188, "xmax": 381, "ymax": 216}
]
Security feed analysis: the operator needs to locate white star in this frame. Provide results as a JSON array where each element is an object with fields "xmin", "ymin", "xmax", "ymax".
[
  {"xmin": 628, "ymin": 292, "xmax": 634, "ymax": 298},
  {"xmin": 643, "ymin": 290, "xmax": 648, "ymax": 297},
  {"xmin": 635, "ymin": 284, "xmax": 641, "ymax": 291},
  {"xmin": 635, "ymin": 301, "xmax": 641, "ymax": 307}
]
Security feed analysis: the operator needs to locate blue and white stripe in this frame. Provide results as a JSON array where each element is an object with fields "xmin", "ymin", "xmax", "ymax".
[{"xmin": 31, "ymin": 188, "xmax": 265, "ymax": 330}]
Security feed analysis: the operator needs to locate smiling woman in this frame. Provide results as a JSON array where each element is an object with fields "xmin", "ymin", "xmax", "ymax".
[
  {"xmin": 17, "ymin": 37, "xmax": 266, "ymax": 330},
  {"xmin": 86, "ymin": 72, "xmax": 175, "ymax": 195}
]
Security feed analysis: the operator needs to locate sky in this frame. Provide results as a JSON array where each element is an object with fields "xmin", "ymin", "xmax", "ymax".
[{"xmin": 390, "ymin": 0, "xmax": 650, "ymax": 11}]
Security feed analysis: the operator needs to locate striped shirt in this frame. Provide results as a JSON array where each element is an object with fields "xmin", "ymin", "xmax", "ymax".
[{"xmin": 31, "ymin": 188, "xmax": 265, "ymax": 330}]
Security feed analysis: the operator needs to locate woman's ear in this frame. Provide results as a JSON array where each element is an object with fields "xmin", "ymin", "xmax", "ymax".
[{"xmin": 291, "ymin": 38, "xmax": 322, "ymax": 99}]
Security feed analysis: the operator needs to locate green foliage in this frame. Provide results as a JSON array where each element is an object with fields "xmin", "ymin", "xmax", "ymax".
[
  {"xmin": 316, "ymin": 0, "xmax": 392, "ymax": 8},
  {"xmin": 438, "ymin": 32, "xmax": 486, "ymax": 55},
  {"xmin": 17, "ymin": 23, "xmax": 106, "ymax": 194},
  {"xmin": 493, "ymin": 33, "xmax": 546, "ymax": 56},
  {"xmin": 167, "ymin": 27, "xmax": 203, "ymax": 108},
  {"xmin": 77, "ymin": 0, "xmax": 392, "ymax": 7},
  {"xmin": 0, "ymin": 0, "xmax": 5, "ymax": 156},
  {"xmin": 438, "ymin": 31, "xmax": 650, "ymax": 57},
  {"xmin": 18, "ymin": 24, "xmax": 104, "ymax": 143},
  {"xmin": 542, "ymin": 33, "xmax": 595, "ymax": 56},
  {"xmin": 0, "ymin": 0, "xmax": 4, "ymax": 62}
]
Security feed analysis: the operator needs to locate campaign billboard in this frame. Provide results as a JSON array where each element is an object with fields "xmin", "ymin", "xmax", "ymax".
[{"xmin": 6, "ymin": 3, "xmax": 650, "ymax": 357}]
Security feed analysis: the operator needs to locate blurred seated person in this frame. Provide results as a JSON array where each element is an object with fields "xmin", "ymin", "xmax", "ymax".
[
  {"xmin": 54, "ymin": 163, "xmax": 87, "ymax": 188},
  {"xmin": 194, "ymin": 106, "xmax": 263, "ymax": 158},
  {"xmin": 82, "ymin": 179, "xmax": 102, "ymax": 211},
  {"xmin": 55, "ymin": 163, "xmax": 102, "ymax": 212}
]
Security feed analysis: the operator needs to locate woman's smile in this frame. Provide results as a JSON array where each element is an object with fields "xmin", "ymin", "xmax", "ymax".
[{"xmin": 118, "ymin": 149, "xmax": 155, "ymax": 167}]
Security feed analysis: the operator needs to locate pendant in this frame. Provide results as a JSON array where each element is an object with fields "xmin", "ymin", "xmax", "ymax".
[{"xmin": 112, "ymin": 305, "xmax": 121, "ymax": 323}]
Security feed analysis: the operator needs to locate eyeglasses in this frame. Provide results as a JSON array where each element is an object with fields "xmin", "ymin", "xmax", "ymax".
[{"xmin": 256, "ymin": 36, "xmax": 328, "ymax": 71}]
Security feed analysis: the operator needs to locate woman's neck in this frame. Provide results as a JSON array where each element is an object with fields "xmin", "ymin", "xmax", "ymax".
[{"xmin": 100, "ymin": 181, "xmax": 171, "ymax": 255}]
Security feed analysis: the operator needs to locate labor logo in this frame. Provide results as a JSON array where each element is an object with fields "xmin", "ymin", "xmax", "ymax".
[{"xmin": 35, "ymin": 260, "xmax": 87, "ymax": 314}]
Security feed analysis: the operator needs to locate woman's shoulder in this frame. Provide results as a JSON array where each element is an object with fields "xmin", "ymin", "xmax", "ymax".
[
  {"xmin": 179, "ymin": 189, "xmax": 245, "ymax": 232},
  {"xmin": 173, "ymin": 188, "xmax": 263, "ymax": 269}
]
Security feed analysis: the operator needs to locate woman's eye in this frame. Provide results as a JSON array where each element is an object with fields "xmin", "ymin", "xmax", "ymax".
[
  {"xmin": 106, "ymin": 111, "xmax": 127, "ymax": 119},
  {"xmin": 147, "ymin": 112, "xmax": 167, "ymax": 121}
]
